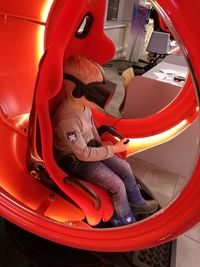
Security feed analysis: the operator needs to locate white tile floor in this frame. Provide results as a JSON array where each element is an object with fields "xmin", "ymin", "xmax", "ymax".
[{"xmin": 103, "ymin": 63, "xmax": 200, "ymax": 267}]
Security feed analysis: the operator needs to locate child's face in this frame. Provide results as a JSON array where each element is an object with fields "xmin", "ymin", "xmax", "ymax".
[{"xmin": 82, "ymin": 96, "xmax": 97, "ymax": 109}]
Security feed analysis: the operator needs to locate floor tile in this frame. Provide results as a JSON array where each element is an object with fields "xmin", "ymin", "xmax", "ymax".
[
  {"xmin": 176, "ymin": 235, "xmax": 200, "ymax": 267},
  {"xmin": 127, "ymin": 156, "xmax": 150, "ymax": 179},
  {"xmin": 147, "ymin": 188, "xmax": 172, "ymax": 207},
  {"xmin": 172, "ymin": 175, "xmax": 189, "ymax": 197},
  {"xmin": 104, "ymin": 64, "xmax": 124, "ymax": 117},
  {"xmin": 184, "ymin": 223, "xmax": 200, "ymax": 243},
  {"xmin": 127, "ymin": 156, "xmax": 180, "ymax": 206},
  {"xmin": 142, "ymin": 164, "xmax": 180, "ymax": 199}
]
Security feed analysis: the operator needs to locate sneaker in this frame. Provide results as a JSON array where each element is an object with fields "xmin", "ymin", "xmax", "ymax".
[
  {"xmin": 131, "ymin": 200, "xmax": 158, "ymax": 215},
  {"xmin": 110, "ymin": 212, "xmax": 136, "ymax": 227}
]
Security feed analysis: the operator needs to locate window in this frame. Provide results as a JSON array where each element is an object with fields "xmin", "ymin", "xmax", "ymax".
[{"xmin": 106, "ymin": 0, "xmax": 120, "ymax": 21}]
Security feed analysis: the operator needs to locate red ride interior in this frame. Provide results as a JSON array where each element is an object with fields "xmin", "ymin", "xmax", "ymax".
[{"xmin": 0, "ymin": 0, "xmax": 200, "ymax": 252}]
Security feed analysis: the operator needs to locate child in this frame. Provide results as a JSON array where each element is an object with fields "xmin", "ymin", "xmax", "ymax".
[{"xmin": 51, "ymin": 55, "xmax": 158, "ymax": 226}]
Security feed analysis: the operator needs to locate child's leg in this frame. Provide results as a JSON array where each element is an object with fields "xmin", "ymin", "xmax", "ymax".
[
  {"xmin": 62, "ymin": 159, "xmax": 136, "ymax": 224},
  {"xmin": 102, "ymin": 155, "xmax": 158, "ymax": 216},
  {"xmin": 102, "ymin": 155, "xmax": 145, "ymax": 205}
]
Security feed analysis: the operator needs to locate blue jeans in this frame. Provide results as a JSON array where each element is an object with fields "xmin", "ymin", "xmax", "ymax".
[{"xmin": 59, "ymin": 155, "xmax": 145, "ymax": 223}]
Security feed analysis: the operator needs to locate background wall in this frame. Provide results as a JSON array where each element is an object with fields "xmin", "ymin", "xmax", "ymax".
[{"xmin": 136, "ymin": 120, "xmax": 199, "ymax": 177}]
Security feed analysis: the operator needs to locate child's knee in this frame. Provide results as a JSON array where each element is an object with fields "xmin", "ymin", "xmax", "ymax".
[{"xmin": 111, "ymin": 178, "xmax": 126, "ymax": 195}]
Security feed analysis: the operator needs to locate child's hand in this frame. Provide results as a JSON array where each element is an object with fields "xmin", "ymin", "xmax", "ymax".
[
  {"xmin": 113, "ymin": 138, "xmax": 129, "ymax": 153},
  {"xmin": 102, "ymin": 141, "xmax": 113, "ymax": 146}
]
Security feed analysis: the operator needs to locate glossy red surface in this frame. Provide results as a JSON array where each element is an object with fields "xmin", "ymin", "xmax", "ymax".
[{"xmin": 0, "ymin": 0, "xmax": 200, "ymax": 252}]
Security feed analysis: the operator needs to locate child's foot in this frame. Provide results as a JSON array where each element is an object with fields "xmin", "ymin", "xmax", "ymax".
[
  {"xmin": 110, "ymin": 212, "xmax": 136, "ymax": 227},
  {"xmin": 131, "ymin": 200, "xmax": 158, "ymax": 215}
]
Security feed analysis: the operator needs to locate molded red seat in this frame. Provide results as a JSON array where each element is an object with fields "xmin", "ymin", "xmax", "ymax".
[{"xmin": 26, "ymin": 0, "xmax": 116, "ymax": 226}]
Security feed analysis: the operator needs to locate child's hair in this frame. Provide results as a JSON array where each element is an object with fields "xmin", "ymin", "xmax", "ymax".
[{"xmin": 63, "ymin": 55, "xmax": 103, "ymax": 84}]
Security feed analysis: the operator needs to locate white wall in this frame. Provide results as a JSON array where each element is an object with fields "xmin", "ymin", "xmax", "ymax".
[
  {"xmin": 104, "ymin": 0, "xmax": 134, "ymax": 59},
  {"xmin": 118, "ymin": 0, "xmax": 134, "ymax": 22},
  {"xmin": 135, "ymin": 120, "xmax": 199, "ymax": 177},
  {"xmin": 104, "ymin": 22, "xmax": 130, "ymax": 58}
]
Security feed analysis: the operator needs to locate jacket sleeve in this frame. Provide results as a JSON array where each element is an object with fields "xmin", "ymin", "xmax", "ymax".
[
  {"xmin": 91, "ymin": 116, "xmax": 101, "ymax": 142},
  {"xmin": 56, "ymin": 118, "xmax": 114, "ymax": 161}
]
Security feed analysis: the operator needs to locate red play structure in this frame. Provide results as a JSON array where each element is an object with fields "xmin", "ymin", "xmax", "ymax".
[{"xmin": 0, "ymin": 0, "xmax": 200, "ymax": 252}]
